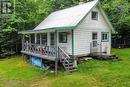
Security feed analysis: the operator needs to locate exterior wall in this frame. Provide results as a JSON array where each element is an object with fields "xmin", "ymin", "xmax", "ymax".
[
  {"xmin": 74, "ymin": 6, "xmax": 111, "ymax": 55},
  {"xmin": 44, "ymin": 30, "xmax": 72, "ymax": 55},
  {"xmin": 57, "ymin": 30, "xmax": 72, "ymax": 55}
]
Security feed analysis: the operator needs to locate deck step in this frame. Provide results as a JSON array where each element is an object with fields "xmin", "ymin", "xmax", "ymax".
[
  {"xmin": 62, "ymin": 59, "xmax": 77, "ymax": 72},
  {"xmin": 68, "ymin": 68, "xmax": 78, "ymax": 72},
  {"xmin": 58, "ymin": 47, "xmax": 77, "ymax": 72},
  {"xmin": 64, "ymin": 63, "xmax": 73, "ymax": 66},
  {"xmin": 90, "ymin": 53, "xmax": 118, "ymax": 60}
]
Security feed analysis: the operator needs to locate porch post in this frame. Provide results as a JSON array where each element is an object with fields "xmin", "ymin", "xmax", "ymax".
[
  {"xmin": 72, "ymin": 29, "xmax": 77, "ymax": 67},
  {"xmin": 55, "ymin": 30, "xmax": 58, "ymax": 75}
]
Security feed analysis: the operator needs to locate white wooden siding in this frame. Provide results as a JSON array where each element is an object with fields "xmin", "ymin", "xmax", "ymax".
[
  {"xmin": 57, "ymin": 30, "xmax": 72, "ymax": 55},
  {"xmin": 74, "ymin": 6, "xmax": 111, "ymax": 55}
]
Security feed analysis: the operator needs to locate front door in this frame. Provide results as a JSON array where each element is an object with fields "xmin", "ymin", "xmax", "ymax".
[
  {"xmin": 50, "ymin": 32, "xmax": 55, "ymax": 46},
  {"xmin": 91, "ymin": 32, "xmax": 99, "ymax": 53}
]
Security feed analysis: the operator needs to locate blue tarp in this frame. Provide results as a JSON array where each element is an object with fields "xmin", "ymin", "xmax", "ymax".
[{"xmin": 31, "ymin": 56, "xmax": 45, "ymax": 68}]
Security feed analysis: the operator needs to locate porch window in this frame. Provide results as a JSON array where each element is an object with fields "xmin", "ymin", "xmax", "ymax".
[
  {"xmin": 102, "ymin": 32, "xmax": 109, "ymax": 42},
  {"xmin": 92, "ymin": 32, "xmax": 97, "ymax": 40},
  {"xmin": 50, "ymin": 33, "xmax": 55, "ymax": 45},
  {"xmin": 36, "ymin": 34, "xmax": 40, "ymax": 44},
  {"xmin": 92, "ymin": 11, "xmax": 98, "ymax": 20},
  {"xmin": 41, "ymin": 33, "xmax": 47, "ymax": 45},
  {"xmin": 30, "ymin": 34, "xmax": 35, "ymax": 43},
  {"xmin": 59, "ymin": 32, "xmax": 67, "ymax": 43}
]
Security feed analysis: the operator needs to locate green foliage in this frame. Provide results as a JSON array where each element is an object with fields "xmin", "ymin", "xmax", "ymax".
[
  {"xmin": 0, "ymin": 27, "xmax": 20, "ymax": 57},
  {"xmin": 102, "ymin": 0, "xmax": 130, "ymax": 36}
]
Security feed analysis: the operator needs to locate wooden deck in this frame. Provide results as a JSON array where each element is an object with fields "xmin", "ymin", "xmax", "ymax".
[
  {"xmin": 21, "ymin": 51, "xmax": 56, "ymax": 61},
  {"xmin": 22, "ymin": 43, "xmax": 57, "ymax": 61},
  {"xmin": 90, "ymin": 52, "xmax": 118, "ymax": 60},
  {"xmin": 21, "ymin": 43, "xmax": 77, "ymax": 72}
]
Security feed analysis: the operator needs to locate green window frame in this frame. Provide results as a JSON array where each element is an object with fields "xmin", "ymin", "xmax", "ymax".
[
  {"xmin": 59, "ymin": 32, "xmax": 67, "ymax": 43},
  {"xmin": 101, "ymin": 32, "xmax": 109, "ymax": 42},
  {"xmin": 91, "ymin": 11, "xmax": 98, "ymax": 20}
]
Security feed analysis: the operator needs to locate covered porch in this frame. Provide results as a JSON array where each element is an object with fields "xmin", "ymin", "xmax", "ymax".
[{"xmin": 20, "ymin": 29, "xmax": 74, "ymax": 61}]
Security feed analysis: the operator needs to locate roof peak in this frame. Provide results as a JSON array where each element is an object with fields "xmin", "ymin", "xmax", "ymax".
[{"xmin": 53, "ymin": 0, "xmax": 99, "ymax": 14}]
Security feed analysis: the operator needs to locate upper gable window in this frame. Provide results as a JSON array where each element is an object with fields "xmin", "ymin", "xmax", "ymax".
[{"xmin": 91, "ymin": 11, "xmax": 98, "ymax": 20}]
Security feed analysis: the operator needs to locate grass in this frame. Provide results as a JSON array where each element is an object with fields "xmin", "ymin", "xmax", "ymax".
[{"xmin": 0, "ymin": 48, "xmax": 130, "ymax": 87}]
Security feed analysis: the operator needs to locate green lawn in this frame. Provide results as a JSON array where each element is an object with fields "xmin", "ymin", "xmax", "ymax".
[{"xmin": 0, "ymin": 48, "xmax": 130, "ymax": 87}]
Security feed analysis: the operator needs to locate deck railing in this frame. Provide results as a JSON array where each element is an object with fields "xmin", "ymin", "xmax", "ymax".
[
  {"xmin": 58, "ymin": 47, "xmax": 73, "ymax": 71},
  {"xmin": 22, "ymin": 43, "xmax": 56, "ymax": 57}
]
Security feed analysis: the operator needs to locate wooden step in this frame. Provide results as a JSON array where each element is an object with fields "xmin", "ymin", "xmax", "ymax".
[
  {"xmin": 61, "ymin": 59, "xmax": 73, "ymax": 62},
  {"xmin": 68, "ymin": 68, "xmax": 78, "ymax": 72},
  {"xmin": 60, "ymin": 60, "xmax": 73, "ymax": 63},
  {"xmin": 64, "ymin": 63, "xmax": 73, "ymax": 66},
  {"xmin": 65, "ymin": 66, "xmax": 75, "ymax": 69}
]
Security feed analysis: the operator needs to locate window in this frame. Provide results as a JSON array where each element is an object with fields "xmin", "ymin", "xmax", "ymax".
[
  {"xmin": 41, "ymin": 33, "xmax": 47, "ymax": 45},
  {"xmin": 59, "ymin": 32, "xmax": 67, "ymax": 43},
  {"xmin": 102, "ymin": 32, "xmax": 109, "ymax": 42},
  {"xmin": 92, "ymin": 11, "xmax": 98, "ymax": 20},
  {"xmin": 30, "ymin": 34, "xmax": 35, "ymax": 43},
  {"xmin": 50, "ymin": 33, "xmax": 55, "ymax": 45},
  {"xmin": 36, "ymin": 34, "xmax": 40, "ymax": 44},
  {"xmin": 92, "ymin": 32, "xmax": 97, "ymax": 40}
]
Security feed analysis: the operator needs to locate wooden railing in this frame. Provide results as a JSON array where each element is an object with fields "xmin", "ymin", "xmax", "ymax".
[
  {"xmin": 58, "ymin": 47, "xmax": 74, "ymax": 71},
  {"xmin": 58, "ymin": 47, "xmax": 70, "ymax": 62},
  {"xmin": 22, "ymin": 43, "xmax": 56, "ymax": 57}
]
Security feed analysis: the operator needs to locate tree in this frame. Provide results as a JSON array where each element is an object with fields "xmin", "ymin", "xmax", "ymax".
[{"xmin": 102, "ymin": 0, "xmax": 130, "ymax": 37}]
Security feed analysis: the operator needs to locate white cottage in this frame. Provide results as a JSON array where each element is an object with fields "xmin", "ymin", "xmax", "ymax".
[{"xmin": 19, "ymin": 0, "xmax": 114, "ymax": 72}]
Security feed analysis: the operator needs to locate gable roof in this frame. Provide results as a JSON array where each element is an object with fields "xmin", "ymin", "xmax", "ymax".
[{"xmin": 34, "ymin": 0, "xmax": 99, "ymax": 31}]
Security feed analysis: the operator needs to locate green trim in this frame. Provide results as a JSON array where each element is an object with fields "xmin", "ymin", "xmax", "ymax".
[{"xmin": 72, "ymin": 29, "xmax": 74, "ymax": 57}]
